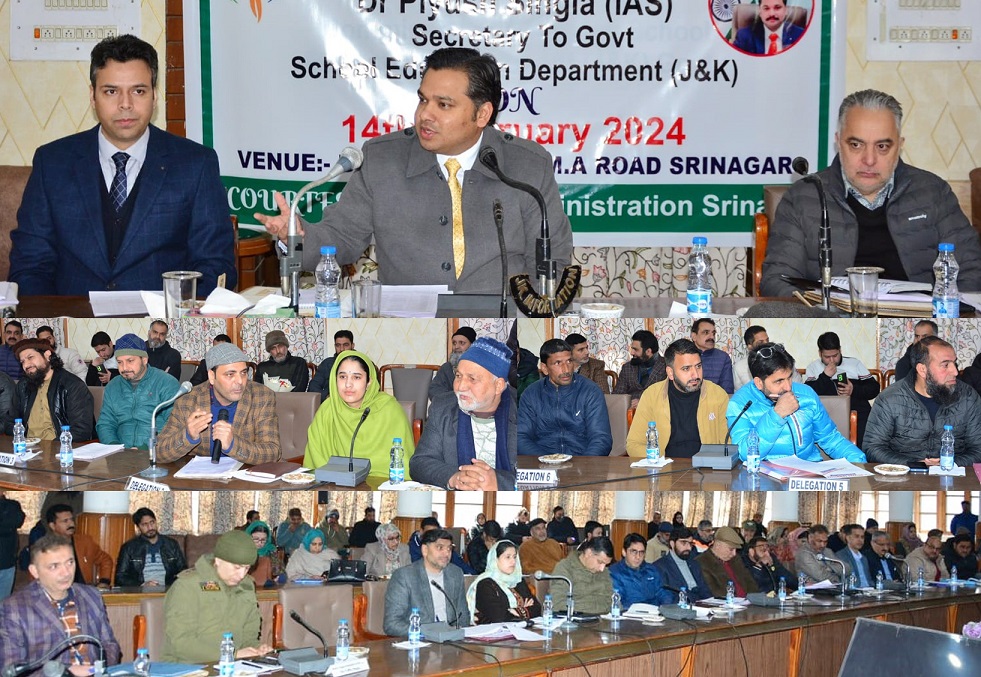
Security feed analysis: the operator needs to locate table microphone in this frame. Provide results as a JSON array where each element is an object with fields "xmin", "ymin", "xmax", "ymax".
[
  {"xmin": 534, "ymin": 570, "xmax": 575, "ymax": 620},
  {"xmin": 493, "ymin": 199, "xmax": 508, "ymax": 318},
  {"xmin": 791, "ymin": 156, "xmax": 832, "ymax": 311},
  {"xmin": 479, "ymin": 146, "xmax": 580, "ymax": 317},
  {"xmin": 282, "ymin": 146, "xmax": 364, "ymax": 311},
  {"xmin": 144, "ymin": 380, "xmax": 192, "ymax": 478},
  {"xmin": 349, "ymin": 407, "xmax": 371, "ymax": 472},
  {"xmin": 210, "ymin": 408, "xmax": 229, "ymax": 464},
  {"xmin": 431, "ymin": 579, "xmax": 463, "ymax": 627},
  {"xmin": 289, "ymin": 610, "xmax": 328, "ymax": 658},
  {"xmin": 724, "ymin": 401, "xmax": 752, "ymax": 456}
]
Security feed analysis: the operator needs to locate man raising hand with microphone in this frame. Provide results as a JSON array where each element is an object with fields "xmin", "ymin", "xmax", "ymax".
[
  {"xmin": 253, "ymin": 47, "xmax": 571, "ymax": 295},
  {"xmin": 726, "ymin": 343, "xmax": 865, "ymax": 463},
  {"xmin": 156, "ymin": 343, "xmax": 281, "ymax": 464}
]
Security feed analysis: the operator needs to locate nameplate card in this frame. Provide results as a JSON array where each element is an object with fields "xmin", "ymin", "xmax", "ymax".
[
  {"xmin": 326, "ymin": 658, "xmax": 370, "ymax": 676},
  {"xmin": 125, "ymin": 476, "xmax": 171, "ymax": 491},
  {"xmin": 788, "ymin": 478, "xmax": 849, "ymax": 492},
  {"xmin": 0, "ymin": 453, "xmax": 17, "ymax": 466},
  {"xmin": 516, "ymin": 468, "xmax": 558, "ymax": 486}
]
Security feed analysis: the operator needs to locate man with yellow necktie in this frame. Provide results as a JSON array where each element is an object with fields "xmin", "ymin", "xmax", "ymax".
[{"xmin": 257, "ymin": 47, "xmax": 573, "ymax": 294}]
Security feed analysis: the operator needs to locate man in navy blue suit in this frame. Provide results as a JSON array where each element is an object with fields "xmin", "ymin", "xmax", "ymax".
[
  {"xmin": 10, "ymin": 34, "xmax": 236, "ymax": 296},
  {"xmin": 733, "ymin": 0, "xmax": 805, "ymax": 56}
]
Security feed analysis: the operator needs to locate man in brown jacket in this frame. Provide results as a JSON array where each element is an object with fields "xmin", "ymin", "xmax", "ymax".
[
  {"xmin": 696, "ymin": 526, "xmax": 758, "ymax": 599},
  {"xmin": 46, "ymin": 504, "xmax": 113, "ymax": 587},
  {"xmin": 519, "ymin": 518, "xmax": 566, "ymax": 574},
  {"xmin": 566, "ymin": 333, "xmax": 609, "ymax": 394},
  {"xmin": 156, "ymin": 343, "xmax": 281, "ymax": 464}
]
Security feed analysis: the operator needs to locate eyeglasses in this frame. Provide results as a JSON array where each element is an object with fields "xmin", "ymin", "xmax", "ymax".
[{"xmin": 626, "ymin": 548, "xmax": 646, "ymax": 556}]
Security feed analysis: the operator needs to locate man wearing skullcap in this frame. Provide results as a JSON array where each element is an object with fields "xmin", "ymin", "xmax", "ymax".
[
  {"xmin": 156, "ymin": 342, "xmax": 281, "ymax": 463},
  {"xmin": 429, "ymin": 326, "xmax": 477, "ymax": 401}
]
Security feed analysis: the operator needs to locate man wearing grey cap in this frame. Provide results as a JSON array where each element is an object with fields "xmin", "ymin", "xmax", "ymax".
[
  {"xmin": 411, "ymin": 337, "xmax": 517, "ymax": 490},
  {"xmin": 97, "ymin": 333, "xmax": 181, "ymax": 449},
  {"xmin": 156, "ymin": 342, "xmax": 281, "ymax": 463},
  {"xmin": 254, "ymin": 329, "xmax": 309, "ymax": 393}
]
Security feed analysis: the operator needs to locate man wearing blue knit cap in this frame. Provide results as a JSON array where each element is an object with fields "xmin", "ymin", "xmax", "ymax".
[
  {"xmin": 411, "ymin": 337, "xmax": 517, "ymax": 491},
  {"xmin": 97, "ymin": 333, "xmax": 181, "ymax": 449}
]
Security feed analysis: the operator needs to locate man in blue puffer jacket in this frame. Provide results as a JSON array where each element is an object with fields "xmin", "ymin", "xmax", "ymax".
[
  {"xmin": 727, "ymin": 342, "xmax": 865, "ymax": 463},
  {"xmin": 518, "ymin": 339, "xmax": 612, "ymax": 456}
]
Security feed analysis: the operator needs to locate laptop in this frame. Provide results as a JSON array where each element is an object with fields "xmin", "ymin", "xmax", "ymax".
[{"xmin": 325, "ymin": 559, "xmax": 367, "ymax": 583}]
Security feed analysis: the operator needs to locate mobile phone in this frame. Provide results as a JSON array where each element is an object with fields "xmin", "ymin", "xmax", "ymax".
[
  {"xmin": 95, "ymin": 365, "xmax": 106, "ymax": 373},
  {"xmin": 835, "ymin": 373, "xmax": 847, "ymax": 385}
]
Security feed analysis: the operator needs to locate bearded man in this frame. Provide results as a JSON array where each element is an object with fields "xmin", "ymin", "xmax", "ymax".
[{"xmin": 12, "ymin": 339, "xmax": 94, "ymax": 441}]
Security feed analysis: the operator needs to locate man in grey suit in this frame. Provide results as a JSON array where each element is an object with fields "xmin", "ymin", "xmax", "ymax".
[
  {"xmin": 256, "ymin": 47, "xmax": 573, "ymax": 294},
  {"xmin": 384, "ymin": 528, "xmax": 469, "ymax": 636},
  {"xmin": 795, "ymin": 524, "xmax": 842, "ymax": 585},
  {"xmin": 834, "ymin": 523, "xmax": 874, "ymax": 588}
]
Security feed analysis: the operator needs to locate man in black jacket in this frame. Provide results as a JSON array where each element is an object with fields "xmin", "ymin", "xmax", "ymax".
[
  {"xmin": 13, "ymin": 339, "xmax": 94, "ymax": 441},
  {"xmin": 146, "ymin": 321, "xmax": 182, "ymax": 378},
  {"xmin": 115, "ymin": 507, "xmax": 187, "ymax": 587},
  {"xmin": 741, "ymin": 536, "xmax": 793, "ymax": 593},
  {"xmin": 348, "ymin": 507, "xmax": 380, "ymax": 548},
  {"xmin": 255, "ymin": 330, "xmax": 309, "ymax": 393},
  {"xmin": 863, "ymin": 530, "xmax": 903, "ymax": 584}
]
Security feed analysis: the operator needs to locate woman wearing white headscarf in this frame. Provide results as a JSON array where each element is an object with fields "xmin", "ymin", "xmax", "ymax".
[
  {"xmin": 363, "ymin": 523, "xmax": 410, "ymax": 578},
  {"xmin": 466, "ymin": 540, "xmax": 542, "ymax": 624}
]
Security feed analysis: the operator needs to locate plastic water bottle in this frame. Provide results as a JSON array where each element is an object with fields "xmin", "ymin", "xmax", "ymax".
[
  {"xmin": 797, "ymin": 572, "xmax": 807, "ymax": 597},
  {"xmin": 847, "ymin": 573, "xmax": 857, "ymax": 590},
  {"xmin": 542, "ymin": 594, "xmax": 553, "ymax": 631},
  {"xmin": 134, "ymin": 648, "xmax": 150, "ymax": 677},
  {"xmin": 687, "ymin": 236, "xmax": 713, "ymax": 314},
  {"xmin": 932, "ymin": 242, "xmax": 959, "ymax": 319},
  {"xmin": 745, "ymin": 429, "xmax": 760, "ymax": 474},
  {"xmin": 58, "ymin": 426, "xmax": 73, "ymax": 468},
  {"xmin": 408, "ymin": 607, "xmax": 422, "ymax": 645},
  {"xmin": 645, "ymin": 422, "xmax": 660, "ymax": 464},
  {"xmin": 677, "ymin": 586, "xmax": 689, "ymax": 609},
  {"xmin": 315, "ymin": 245, "xmax": 341, "ymax": 319},
  {"xmin": 875, "ymin": 572, "xmax": 884, "ymax": 592},
  {"xmin": 916, "ymin": 567, "xmax": 925, "ymax": 590},
  {"xmin": 778, "ymin": 577, "xmax": 787, "ymax": 604},
  {"xmin": 950, "ymin": 566, "xmax": 958, "ymax": 586},
  {"xmin": 12, "ymin": 418, "xmax": 26, "ymax": 462},
  {"xmin": 940, "ymin": 425, "xmax": 955, "ymax": 471},
  {"xmin": 610, "ymin": 589, "xmax": 622, "ymax": 620},
  {"xmin": 389, "ymin": 438, "xmax": 405, "ymax": 485},
  {"xmin": 725, "ymin": 580, "xmax": 735, "ymax": 607},
  {"xmin": 218, "ymin": 633, "xmax": 235, "ymax": 677},
  {"xmin": 336, "ymin": 619, "xmax": 350, "ymax": 661}
]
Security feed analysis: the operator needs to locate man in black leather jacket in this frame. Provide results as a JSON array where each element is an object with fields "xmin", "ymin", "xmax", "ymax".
[
  {"xmin": 11, "ymin": 339, "xmax": 93, "ymax": 440},
  {"xmin": 115, "ymin": 507, "xmax": 187, "ymax": 587}
]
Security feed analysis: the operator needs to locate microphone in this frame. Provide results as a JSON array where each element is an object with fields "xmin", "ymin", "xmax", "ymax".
[
  {"xmin": 314, "ymin": 407, "xmax": 372, "ymax": 486},
  {"xmin": 142, "ymin": 380, "xmax": 193, "ymax": 479},
  {"xmin": 431, "ymin": 579, "xmax": 463, "ymax": 627},
  {"xmin": 210, "ymin": 408, "xmax": 229, "ymax": 464},
  {"xmin": 289, "ymin": 610, "xmax": 328, "ymax": 658},
  {"xmin": 791, "ymin": 155, "xmax": 832, "ymax": 311},
  {"xmin": 725, "ymin": 401, "xmax": 752, "ymax": 457},
  {"xmin": 282, "ymin": 146, "xmax": 364, "ymax": 311},
  {"xmin": 534, "ymin": 570, "xmax": 575, "ymax": 621},
  {"xmin": 348, "ymin": 407, "xmax": 370, "ymax": 472},
  {"xmin": 884, "ymin": 553, "xmax": 905, "ymax": 561},
  {"xmin": 815, "ymin": 553, "xmax": 849, "ymax": 599},
  {"xmin": 493, "ymin": 199, "xmax": 508, "ymax": 319},
  {"xmin": 479, "ymin": 146, "xmax": 580, "ymax": 317},
  {"xmin": 1, "ymin": 634, "xmax": 104, "ymax": 677}
]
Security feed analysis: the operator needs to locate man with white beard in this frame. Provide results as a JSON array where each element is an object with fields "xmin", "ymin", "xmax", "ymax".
[
  {"xmin": 411, "ymin": 337, "xmax": 517, "ymax": 490},
  {"xmin": 429, "ymin": 326, "xmax": 475, "ymax": 401}
]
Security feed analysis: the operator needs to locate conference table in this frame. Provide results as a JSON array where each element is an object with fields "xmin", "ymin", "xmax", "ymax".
[
  {"xmin": 100, "ymin": 582, "xmax": 981, "ymax": 677},
  {"xmin": 3, "ymin": 439, "xmax": 977, "ymax": 492},
  {"xmin": 12, "ymin": 295, "xmax": 822, "ymax": 319},
  {"xmin": 515, "ymin": 456, "xmax": 981, "ymax": 491}
]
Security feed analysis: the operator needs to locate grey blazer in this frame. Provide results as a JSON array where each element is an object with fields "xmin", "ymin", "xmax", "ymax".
[
  {"xmin": 383, "ymin": 559, "xmax": 469, "ymax": 636},
  {"xmin": 303, "ymin": 126, "xmax": 573, "ymax": 294}
]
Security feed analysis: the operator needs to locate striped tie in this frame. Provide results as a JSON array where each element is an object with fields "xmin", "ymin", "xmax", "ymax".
[
  {"xmin": 110, "ymin": 152, "xmax": 130, "ymax": 212},
  {"xmin": 445, "ymin": 158, "xmax": 465, "ymax": 279}
]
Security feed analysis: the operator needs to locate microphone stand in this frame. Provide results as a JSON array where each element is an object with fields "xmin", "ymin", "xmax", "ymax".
[
  {"xmin": 141, "ymin": 382, "xmax": 192, "ymax": 479},
  {"xmin": 819, "ymin": 556, "xmax": 849, "ymax": 601},
  {"xmin": 791, "ymin": 157, "xmax": 832, "ymax": 311}
]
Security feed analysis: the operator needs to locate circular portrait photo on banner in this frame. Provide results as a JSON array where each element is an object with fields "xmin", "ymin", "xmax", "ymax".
[{"xmin": 710, "ymin": 0, "xmax": 815, "ymax": 57}]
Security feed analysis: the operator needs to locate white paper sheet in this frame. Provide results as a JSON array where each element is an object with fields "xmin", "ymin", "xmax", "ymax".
[
  {"xmin": 71, "ymin": 443, "xmax": 126, "ymax": 461},
  {"xmin": 173, "ymin": 455, "xmax": 242, "ymax": 479}
]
